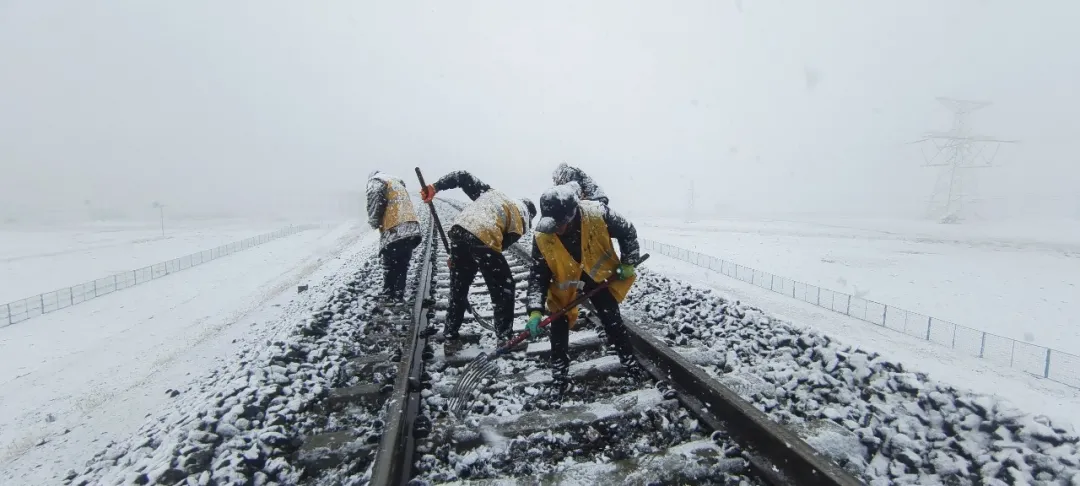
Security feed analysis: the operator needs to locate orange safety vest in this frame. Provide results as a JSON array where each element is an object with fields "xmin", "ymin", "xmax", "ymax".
[
  {"xmin": 534, "ymin": 201, "xmax": 635, "ymax": 329},
  {"xmin": 380, "ymin": 178, "xmax": 419, "ymax": 232},
  {"xmin": 455, "ymin": 190, "xmax": 525, "ymax": 253}
]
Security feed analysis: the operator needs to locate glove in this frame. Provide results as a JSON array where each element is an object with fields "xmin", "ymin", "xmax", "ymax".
[
  {"xmin": 526, "ymin": 311, "xmax": 543, "ymax": 338},
  {"xmin": 446, "ymin": 257, "xmax": 454, "ymax": 269},
  {"xmin": 616, "ymin": 263, "xmax": 635, "ymax": 280},
  {"xmin": 420, "ymin": 184, "xmax": 437, "ymax": 203}
]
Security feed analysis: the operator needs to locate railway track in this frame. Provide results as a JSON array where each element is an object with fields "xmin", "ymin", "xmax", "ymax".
[{"xmin": 365, "ymin": 199, "xmax": 863, "ymax": 486}]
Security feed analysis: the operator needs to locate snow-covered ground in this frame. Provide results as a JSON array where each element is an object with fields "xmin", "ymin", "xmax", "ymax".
[
  {"xmin": 635, "ymin": 216, "xmax": 1080, "ymax": 354},
  {"xmin": 0, "ymin": 219, "xmax": 299, "ymax": 303},
  {"xmin": 0, "ymin": 220, "xmax": 371, "ymax": 485},
  {"xmin": 624, "ymin": 272, "xmax": 1080, "ymax": 485},
  {"xmin": 647, "ymin": 254, "xmax": 1080, "ymax": 428}
]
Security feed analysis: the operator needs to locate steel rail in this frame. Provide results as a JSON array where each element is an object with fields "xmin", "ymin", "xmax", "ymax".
[{"xmin": 368, "ymin": 203, "xmax": 440, "ymax": 486}]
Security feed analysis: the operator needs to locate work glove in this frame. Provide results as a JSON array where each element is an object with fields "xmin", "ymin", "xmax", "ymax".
[
  {"xmin": 615, "ymin": 263, "xmax": 636, "ymax": 280},
  {"xmin": 526, "ymin": 311, "xmax": 544, "ymax": 338},
  {"xmin": 447, "ymin": 257, "xmax": 454, "ymax": 269},
  {"xmin": 420, "ymin": 184, "xmax": 437, "ymax": 203}
]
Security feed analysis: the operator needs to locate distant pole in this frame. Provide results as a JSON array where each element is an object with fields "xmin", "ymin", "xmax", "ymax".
[{"xmin": 153, "ymin": 202, "xmax": 165, "ymax": 236}]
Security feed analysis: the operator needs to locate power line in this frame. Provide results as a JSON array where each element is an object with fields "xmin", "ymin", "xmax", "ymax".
[{"xmin": 911, "ymin": 97, "xmax": 1017, "ymax": 223}]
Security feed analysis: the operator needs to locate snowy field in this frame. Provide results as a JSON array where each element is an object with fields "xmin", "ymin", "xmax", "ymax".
[
  {"xmin": 0, "ymin": 221, "xmax": 372, "ymax": 485},
  {"xmin": 635, "ymin": 216, "xmax": 1080, "ymax": 354},
  {"xmin": 0, "ymin": 219, "xmax": 300, "ymax": 303},
  {"xmin": 646, "ymin": 255, "xmax": 1080, "ymax": 428}
]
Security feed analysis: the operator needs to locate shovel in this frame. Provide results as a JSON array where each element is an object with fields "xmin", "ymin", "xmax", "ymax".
[
  {"xmin": 446, "ymin": 254, "xmax": 650, "ymax": 416},
  {"xmin": 414, "ymin": 167, "xmax": 497, "ymax": 332}
]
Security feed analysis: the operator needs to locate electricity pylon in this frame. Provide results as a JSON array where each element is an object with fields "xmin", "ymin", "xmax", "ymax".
[{"xmin": 911, "ymin": 97, "xmax": 1017, "ymax": 223}]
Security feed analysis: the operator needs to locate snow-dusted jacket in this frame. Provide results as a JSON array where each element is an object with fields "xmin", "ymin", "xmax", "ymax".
[
  {"xmin": 366, "ymin": 172, "xmax": 421, "ymax": 248},
  {"xmin": 552, "ymin": 164, "xmax": 609, "ymax": 204},
  {"xmin": 526, "ymin": 202, "xmax": 640, "ymax": 315},
  {"xmin": 434, "ymin": 171, "xmax": 530, "ymax": 252}
]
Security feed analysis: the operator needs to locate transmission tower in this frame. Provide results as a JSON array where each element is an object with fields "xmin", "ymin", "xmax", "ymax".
[{"xmin": 911, "ymin": 97, "xmax": 1016, "ymax": 223}]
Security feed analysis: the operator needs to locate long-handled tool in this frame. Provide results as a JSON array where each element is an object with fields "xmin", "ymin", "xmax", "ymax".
[
  {"xmin": 447, "ymin": 254, "xmax": 650, "ymax": 416},
  {"xmin": 414, "ymin": 167, "xmax": 496, "ymax": 332}
]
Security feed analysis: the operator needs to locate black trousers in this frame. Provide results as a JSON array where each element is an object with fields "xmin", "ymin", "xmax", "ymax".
[
  {"xmin": 548, "ymin": 274, "xmax": 636, "ymax": 379},
  {"xmin": 445, "ymin": 226, "xmax": 514, "ymax": 337},
  {"xmin": 380, "ymin": 235, "xmax": 421, "ymax": 299}
]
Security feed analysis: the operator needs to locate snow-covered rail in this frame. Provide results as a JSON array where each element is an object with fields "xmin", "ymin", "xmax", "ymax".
[{"xmin": 364, "ymin": 199, "xmax": 862, "ymax": 485}]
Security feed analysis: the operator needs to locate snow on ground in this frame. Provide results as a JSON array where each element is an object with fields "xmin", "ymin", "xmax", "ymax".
[
  {"xmin": 623, "ymin": 271, "xmax": 1080, "ymax": 485},
  {"xmin": 635, "ymin": 216, "xmax": 1080, "ymax": 354},
  {"xmin": 646, "ymin": 253, "xmax": 1080, "ymax": 431},
  {"xmin": 0, "ymin": 219, "xmax": 295, "ymax": 303},
  {"xmin": 0, "ymin": 221, "xmax": 371, "ymax": 485}
]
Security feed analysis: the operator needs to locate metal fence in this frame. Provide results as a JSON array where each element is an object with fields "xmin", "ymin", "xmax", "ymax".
[
  {"xmin": 642, "ymin": 239, "xmax": 1080, "ymax": 390},
  {"xmin": 1, "ymin": 224, "xmax": 318, "ymax": 328}
]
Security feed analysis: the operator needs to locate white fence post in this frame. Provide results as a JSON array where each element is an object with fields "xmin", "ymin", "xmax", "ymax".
[
  {"xmin": 979, "ymin": 332, "xmax": 987, "ymax": 358},
  {"xmin": 845, "ymin": 295, "xmax": 851, "ymax": 315},
  {"xmin": 1044, "ymin": 349, "xmax": 1052, "ymax": 378},
  {"xmin": 925, "ymin": 316, "xmax": 932, "ymax": 340}
]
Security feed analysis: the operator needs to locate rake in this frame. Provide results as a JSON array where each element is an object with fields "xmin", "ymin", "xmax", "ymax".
[
  {"xmin": 446, "ymin": 254, "xmax": 650, "ymax": 416},
  {"xmin": 415, "ymin": 167, "xmax": 496, "ymax": 332}
]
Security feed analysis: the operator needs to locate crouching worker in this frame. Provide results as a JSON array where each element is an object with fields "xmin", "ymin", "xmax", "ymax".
[
  {"xmin": 366, "ymin": 171, "xmax": 422, "ymax": 305},
  {"xmin": 552, "ymin": 162, "xmax": 609, "ymax": 205},
  {"xmin": 525, "ymin": 184, "xmax": 645, "ymax": 394},
  {"xmin": 419, "ymin": 171, "xmax": 536, "ymax": 342}
]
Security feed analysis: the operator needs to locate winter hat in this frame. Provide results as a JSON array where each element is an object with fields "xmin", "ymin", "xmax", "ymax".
[
  {"xmin": 535, "ymin": 184, "xmax": 580, "ymax": 233},
  {"xmin": 521, "ymin": 198, "xmax": 537, "ymax": 221},
  {"xmin": 552, "ymin": 162, "xmax": 573, "ymax": 185}
]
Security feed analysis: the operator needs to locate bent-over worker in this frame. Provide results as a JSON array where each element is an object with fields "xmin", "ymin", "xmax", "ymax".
[
  {"xmin": 525, "ymin": 184, "xmax": 645, "ymax": 394},
  {"xmin": 419, "ymin": 170, "xmax": 536, "ymax": 342},
  {"xmin": 366, "ymin": 170, "xmax": 422, "ymax": 305}
]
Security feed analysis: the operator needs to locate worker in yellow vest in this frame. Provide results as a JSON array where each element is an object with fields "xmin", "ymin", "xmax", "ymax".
[
  {"xmin": 366, "ymin": 171, "xmax": 422, "ymax": 305},
  {"xmin": 525, "ymin": 184, "xmax": 645, "ymax": 394},
  {"xmin": 419, "ymin": 170, "xmax": 536, "ymax": 342}
]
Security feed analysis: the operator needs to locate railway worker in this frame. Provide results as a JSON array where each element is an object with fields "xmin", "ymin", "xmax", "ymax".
[
  {"xmin": 525, "ymin": 183, "xmax": 645, "ymax": 394},
  {"xmin": 366, "ymin": 170, "xmax": 423, "ymax": 305},
  {"xmin": 552, "ymin": 162, "xmax": 609, "ymax": 206},
  {"xmin": 419, "ymin": 170, "xmax": 536, "ymax": 343}
]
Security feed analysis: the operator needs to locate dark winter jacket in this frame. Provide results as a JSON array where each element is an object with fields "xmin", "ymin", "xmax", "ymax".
[
  {"xmin": 552, "ymin": 164, "xmax": 609, "ymax": 205},
  {"xmin": 366, "ymin": 172, "xmax": 421, "ymax": 249},
  {"xmin": 526, "ymin": 204, "xmax": 641, "ymax": 313},
  {"xmin": 434, "ymin": 170, "xmax": 526, "ymax": 250}
]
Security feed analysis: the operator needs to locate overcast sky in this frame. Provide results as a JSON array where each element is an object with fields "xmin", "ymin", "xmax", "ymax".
[{"xmin": 1, "ymin": 0, "xmax": 1077, "ymax": 222}]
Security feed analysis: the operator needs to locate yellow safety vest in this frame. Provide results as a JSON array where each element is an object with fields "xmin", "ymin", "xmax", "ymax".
[
  {"xmin": 380, "ymin": 178, "xmax": 419, "ymax": 232},
  {"xmin": 535, "ymin": 201, "xmax": 635, "ymax": 329},
  {"xmin": 455, "ymin": 190, "xmax": 525, "ymax": 253}
]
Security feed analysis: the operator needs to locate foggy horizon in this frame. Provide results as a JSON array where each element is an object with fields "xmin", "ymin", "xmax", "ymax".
[{"xmin": 2, "ymin": 1, "xmax": 1078, "ymax": 225}]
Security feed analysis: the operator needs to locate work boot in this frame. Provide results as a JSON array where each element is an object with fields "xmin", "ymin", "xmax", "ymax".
[
  {"xmin": 619, "ymin": 353, "xmax": 647, "ymax": 380},
  {"xmin": 548, "ymin": 373, "xmax": 571, "ymax": 397}
]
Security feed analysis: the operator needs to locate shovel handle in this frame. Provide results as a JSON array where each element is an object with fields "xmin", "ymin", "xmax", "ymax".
[
  {"xmin": 415, "ymin": 167, "xmax": 452, "ymax": 252},
  {"xmin": 494, "ymin": 253, "xmax": 650, "ymax": 355}
]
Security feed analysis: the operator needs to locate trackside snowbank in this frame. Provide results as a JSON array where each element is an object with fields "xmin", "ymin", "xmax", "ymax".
[{"xmin": 624, "ymin": 271, "xmax": 1080, "ymax": 485}]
